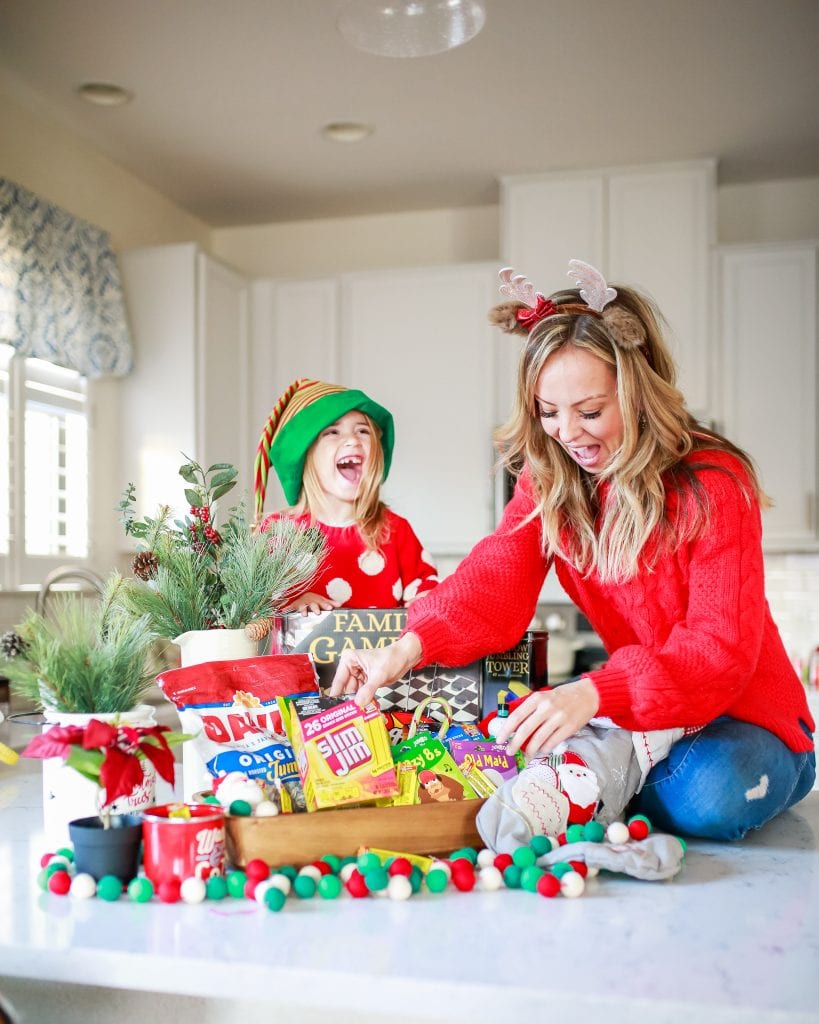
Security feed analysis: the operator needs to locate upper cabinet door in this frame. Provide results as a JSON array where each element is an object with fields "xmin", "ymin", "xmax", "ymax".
[
  {"xmin": 340, "ymin": 264, "xmax": 500, "ymax": 556},
  {"xmin": 719, "ymin": 243, "xmax": 817, "ymax": 549},
  {"xmin": 502, "ymin": 160, "xmax": 717, "ymax": 418}
]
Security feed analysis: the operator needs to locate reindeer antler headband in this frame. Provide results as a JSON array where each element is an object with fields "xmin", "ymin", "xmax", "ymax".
[{"xmin": 489, "ymin": 258, "xmax": 646, "ymax": 350}]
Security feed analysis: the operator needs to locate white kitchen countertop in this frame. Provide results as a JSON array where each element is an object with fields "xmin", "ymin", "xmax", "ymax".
[{"xmin": 1, "ymin": 740, "xmax": 818, "ymax": 1024}]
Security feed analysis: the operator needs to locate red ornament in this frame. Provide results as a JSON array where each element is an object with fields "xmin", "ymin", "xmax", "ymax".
[
  {"xmin": 628, "ymin": 819, "xmax": 650, "ymax": 841},
  {"xmin": 346, "ymin": 869, "xmax": 369, "ymax": 898},
  {"xmin": 47, "ymin": 870, "xmax": 71, "ymax": 896},
  {"xmin": 157, "ymin": 878, "xmax": 182, "ymax": 903},
  {"xmin": 388, "ymin": 857, "xmax": 413, "ymax": 877},
  {"xmin": 493, "ymin": 853, "xmax": 514, "ymax": 872},
  {"xmin": 536, "ymin": 874, "xmax": 561, "ymax": 898},
  {"xmin": 245, "ymin": 858, "xmax": 270, "ymax": 882}
]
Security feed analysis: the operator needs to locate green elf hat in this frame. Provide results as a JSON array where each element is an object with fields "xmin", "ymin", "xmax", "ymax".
[{"xmin": 253, "ymin": 378, "xmax": 395, "ymax": 517}]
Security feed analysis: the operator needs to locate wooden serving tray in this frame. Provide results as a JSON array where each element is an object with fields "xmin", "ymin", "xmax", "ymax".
[{"xmin": 225, "ymin": 798, "xmax": 486, "ymax": 868}]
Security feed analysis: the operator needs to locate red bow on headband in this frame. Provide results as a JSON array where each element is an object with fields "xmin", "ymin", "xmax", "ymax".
[{"xmin": 516, "ymin": 295, "xmax": 556, "ymax": 330}]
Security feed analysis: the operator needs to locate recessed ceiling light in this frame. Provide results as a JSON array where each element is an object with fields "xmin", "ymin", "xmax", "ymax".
[
  {"xmin": 321, "ymin": 121, "xmax": 374, "ymax": 143},
  {"xmin": 76, "ymin": 82, "xmax": 133, "ymax": 107}
]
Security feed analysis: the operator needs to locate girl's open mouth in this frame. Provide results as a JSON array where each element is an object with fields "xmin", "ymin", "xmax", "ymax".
[{"xmin": 337, "ymin": 454, "xmax": 363, "ymax": 483}]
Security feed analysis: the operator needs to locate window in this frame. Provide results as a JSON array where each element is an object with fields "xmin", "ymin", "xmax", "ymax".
[{"xmin": 0, "ymin": 343, "xmax": 89, "ymax": 588}]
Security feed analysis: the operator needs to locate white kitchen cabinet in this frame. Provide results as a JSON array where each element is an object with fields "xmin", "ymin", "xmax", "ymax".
[
  {"xmin": 718, "ymin": 243, "xmax": 817, "ymax": 549},
  {"xmin": 501, "ymin": 160, "xmax": 716, "ymax": 416},
  {"xmin": 119, "ymin": 244, "xmax": 250, "ymax": 520}
]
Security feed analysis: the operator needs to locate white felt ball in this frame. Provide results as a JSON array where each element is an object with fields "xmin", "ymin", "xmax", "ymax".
[
  {"xmin": 254, "ymin": 878, "xmax": 276, "ymax": 905},
  {"xmin": 70, "ymin": 873, "xmax": 97, "ymax": 899},
  {"xmin": 560, "ymin": 871, "xmax": 585, "ymax": 899},
  {"xmin": 298, "ymin": 864, "xmax": 322, "ymax": 883},
  {"xmin": 48, "ymin": 854, "xmax": 72, "ymax": 870},
  {"xmin": 180, "ymin": 877, "xmax": 207, "ymax": 904},
  {"xmin": 254, "ymin": 800, "xmax": 279, "ymax": 817},
  {"xmin": 478, "ymin": 866, "xmax": 504, "ymax": 891},
  {"xmin": 476, "ymin": 848, "xmax": 495, "ymax": 869},
  {"xmin": 339, "ymin": 863, "xmax": 357, "ymax": 884},
  {"xmin": 586, "ymin": 865, "xmax": 600, "ymax": 878},
  {"xmin": 387, "ymin": 875, "xmax": 413, "ymax": 901},
  {"xmin": 606, "ymin": 821, "xmax": 630, "ymax": 844},
  {"xmin": 268, "ymin": 872, "xmax": 292, "ymax": 896},
  {"xmin": 429, "ymin": 859, "xmax": 451, "ymax": 880}
]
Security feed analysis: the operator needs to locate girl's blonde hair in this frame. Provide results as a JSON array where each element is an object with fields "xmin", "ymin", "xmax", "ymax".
[
  {"xmin": 293, "ymin": 411, "xmax": 391, "ymax": 550},
  {"xmin": 495, "ymin": 285, "xmax": 766, "ymax": 581}
]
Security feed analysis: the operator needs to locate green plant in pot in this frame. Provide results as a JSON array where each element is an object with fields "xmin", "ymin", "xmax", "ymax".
[{"xmin": 115, "ymin": 457, "xmax": 327, "ymax": 646}]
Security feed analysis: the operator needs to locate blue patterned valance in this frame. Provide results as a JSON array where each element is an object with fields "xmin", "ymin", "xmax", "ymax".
[{"xmin": 0, "ymin": 178, "xmax": 132, "ymax": 378}]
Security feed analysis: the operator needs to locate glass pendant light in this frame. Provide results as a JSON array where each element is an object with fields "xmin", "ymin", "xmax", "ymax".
[{"xmin": 337, "ymin": 0, "xmax": 487, "ymax": 58}]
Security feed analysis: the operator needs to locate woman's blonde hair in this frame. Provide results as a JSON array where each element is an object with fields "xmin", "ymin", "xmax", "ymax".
[
  {"xmin": 293, "ymin": 411, "xmax": 391, "ymax": 550},
  {"xmin": 495, "ymin": 285, "xmax": 766, "ymax": 581}
]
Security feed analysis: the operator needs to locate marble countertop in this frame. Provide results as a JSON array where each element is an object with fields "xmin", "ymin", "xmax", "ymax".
[{"xmin": 1, "ymin": 749, "xmax": 818, "ymax": 1024}]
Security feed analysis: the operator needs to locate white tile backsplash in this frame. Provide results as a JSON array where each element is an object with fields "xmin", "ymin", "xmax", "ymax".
[{"xmin": 764, "ymin": 552, "xmax": 819, "ymax": 677}]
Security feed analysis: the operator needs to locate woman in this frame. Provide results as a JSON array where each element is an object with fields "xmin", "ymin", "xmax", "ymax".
[{"xmin": 330, "ymin": 260, "xmax": 815, "ymax": 840}]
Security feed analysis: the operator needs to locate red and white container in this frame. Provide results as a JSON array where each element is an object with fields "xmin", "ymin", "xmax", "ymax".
[{"xmin": 141, "ymin": 803, "xmax": 226, "ymax": 885}]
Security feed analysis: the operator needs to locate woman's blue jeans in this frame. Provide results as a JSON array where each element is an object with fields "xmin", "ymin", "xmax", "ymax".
[{"xmin": 632, "ymin": 716, "xmax": 816, "ymax": 841}]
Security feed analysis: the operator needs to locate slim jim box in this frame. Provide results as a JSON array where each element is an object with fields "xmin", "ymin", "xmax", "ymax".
[{"xmin": 273, "ymin": 609, "xmax": 549, "ymax": 719}]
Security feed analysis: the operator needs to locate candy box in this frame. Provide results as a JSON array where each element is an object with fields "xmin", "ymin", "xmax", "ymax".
[
  {"xmin": 391, "ymin": 732, "xmax": 481, "ymax": 804},
  {"xmin": 285, "ymin": 693, "xmax": 398, "ymax": 811},
  {"xmin": 449, "ymin": 739, "xmax": 522, "ymax": 795}
]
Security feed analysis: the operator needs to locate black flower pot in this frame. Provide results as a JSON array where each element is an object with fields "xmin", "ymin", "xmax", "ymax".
[{"xmin": 68, "ymin": 814, "xmax": 143, "ymax": 883}]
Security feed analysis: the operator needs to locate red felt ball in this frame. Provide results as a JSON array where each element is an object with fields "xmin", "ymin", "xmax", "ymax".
[
  {"xmin": 47, "ymin": 870, "xmax": 71, "ymax": 895},
  {"xmin": 568, "ymin": 860, "xmax": 588, "ymax": 878},
  {"xmin": 346, "ymin": 869, "xmax": 369, "ymax": 898},
  {"xmin": 243, "ymin": 879, "xmax": 258, "ymax": 900},
  {"xmin": 451, "ymin": 869, "xmax": 476, "ymax": 892},
  {"xmin": 40, "ymin": 851, "xmax": 54, "ymax": 869},
  {"xmin": 536, "ymin": 873, "xmax": 562, "ymax": 898},
  {"xmin": 388, "ymin": 857, "xmax": 413, "ymax": 877},
  {"xmin": 493, "ymin": 853, "xmax": 514, "ymax": 872},
  {"xmin": 557, "ymin": 832, "xmax": 568, "ymax": 846},
  {"xmin": 158, "ymin": 878, "xmax": 182, "ymax": 903},
  {"xmin": 310, "ymin": 860, "xmax": 333, "ymax": 876},
  {"xmin": 628, "ymin": 819, "xmax": 650, "ymax": 841},
  {"xmin": 245, "ymin": 858, "xmax": 270, "ymax": 882}
]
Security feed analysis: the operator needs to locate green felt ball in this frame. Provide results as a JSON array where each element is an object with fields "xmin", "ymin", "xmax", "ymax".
[
  {"xmin": 364, "ymin": 867, "xmax": 389, "ymax": 893},
  {"xmin": 264, "ymin": 887, "xmax": 286, "ymax": 912},
  {"xmin": 520, "ymin": 865, "xmax": 546, "ymax": 892},
  {"xmin": 37, "ymin": 868, "xmax": 50, "ymax": 891},
  {"xmin": 675, "ymin": 836, "xmax": 687, "ymax": 854},
  {"xmin": 317, "ymin": 874, "xmax": 342, "ymax": 900},
  {"xmin": 229, "ymin": 799, "xmax": 252, "ymax": 817},
  {"xmin": 565, "ymin": 824, "xmax": 586, "ymax": 843},
  {"xmin": 55, "ymin": 846, "xmax": 75, "ymax": 862},
  {"xmin": 549, "ymin": 861, "xmax": 572, "ymax": 879},
  {"xmin": 583, "ymin": 821, "xmax": 606, "ymax": 843},
  {"xmin": 276, "ymin": 864, "xmax": 298, "ymax": 881},
  {"xmin": 202, "ymin": 794, "xmax": 221, "ymax": 805},
  {"xmin": 409, "ymin": 866, "xmax": 423, "ymax": 894},
  {"xmin": 339, "ymin": 856, "xmax": 357, "ymax": 870},
  {"xmin": 293, "ymin": 874, "xmax": 317, "ymax": 899},
  {"xmin": 205, "ymin": 875, "xmax": 228, "ymax": 900},
  {"xmin": 45, "ymin": 860, "xmax": 69, "ymax": 878},
  {"xmin": 425, "ymin": 868, "xmax": 448, "ymax": 893},
  {"xmin": 226, "ymin": 870, "xmax": 248, "ymax": 898},
  {"xmin": 96, "ymin": 875, "xmax": 123, "ymax": 902},
  {"xmin": 511, "ymin": 845, "xmax": 536, "ymax": 868},
  {"xmin": 529, "ymin": 835, "xmax": 553, "ymax": 857},
  {"xmin": 127, "ymin": 877, "xmax": 154, "ymax": 903},
  {"xmin": 321, "ymin": 854, "xmax": 341, "ymax": 874},
  {"xmin": 357, "ymin": 851, "xmax": 382, "ymax": 874},
  {"xmin": 502, "ymin": 864, "xmax": 522, "ymax": 889},
  {"xmin": 450, "ymin": 847, "xmax": 477, "ymax": 864}
]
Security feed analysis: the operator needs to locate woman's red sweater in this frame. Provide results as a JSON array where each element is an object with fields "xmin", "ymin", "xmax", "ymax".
[{"xmin": 406, "ymin": 449, "xmax": 814, "ymax": 753}]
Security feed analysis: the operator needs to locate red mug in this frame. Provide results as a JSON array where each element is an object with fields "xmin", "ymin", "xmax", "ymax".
[{"xmin": 141, "ymin": 803, "xmax": 225, "ymax": 885}]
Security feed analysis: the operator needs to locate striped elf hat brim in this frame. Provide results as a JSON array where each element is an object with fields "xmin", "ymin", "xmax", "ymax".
[{"xmin": 253, "ymin": 378, "xmax": 395, "ymax": 516}]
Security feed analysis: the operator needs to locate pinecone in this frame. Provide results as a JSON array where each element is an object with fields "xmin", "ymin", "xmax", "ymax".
[
  {"xmin": 132, "ymin": 551, "xmax": 160, "ymax": 581},
  {"xmin": 245, "ymin": 617, "xmax": 273, "ymax": 642},
  {"xmin": 0, "ymin": 630, "xmax": 28, "ymax": 658}
]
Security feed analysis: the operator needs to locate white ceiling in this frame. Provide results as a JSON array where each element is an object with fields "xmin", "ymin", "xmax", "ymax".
[{"xmin": 1, "ymin": 0, "xmax": 817, "ymax": 228}]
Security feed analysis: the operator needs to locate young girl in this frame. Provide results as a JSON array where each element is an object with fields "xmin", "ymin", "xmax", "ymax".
[
  {"xmin": 254, "ymin": 378, "xmax": 438, "ymax": 613},
  {"xmin": 330, "ymin": 261, "xmax": 815, "ymax": 842}
]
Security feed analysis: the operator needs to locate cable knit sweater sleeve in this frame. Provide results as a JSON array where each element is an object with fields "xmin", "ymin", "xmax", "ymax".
[
  {"xmin": 583, "ymin": 453, "xmax": 767, "ymax": 731},
  {"xmin": 406, "ymin": 469, "xmax": 549, "ymax": 666}
]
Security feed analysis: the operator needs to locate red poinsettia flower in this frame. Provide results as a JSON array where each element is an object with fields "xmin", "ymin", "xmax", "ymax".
[{"xmin": 22, "ymin": 717, "xmax": 191, "ymax": 821}]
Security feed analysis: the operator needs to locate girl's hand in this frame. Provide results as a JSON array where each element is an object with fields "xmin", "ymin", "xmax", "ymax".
[
  {"xmin": 283, "ymin": 592, "xmax": 340, "ymax": 615},
  {"xmin": 492, "ymin": 677, "xmax": 600, "ymax": 758},
  {"xmin": 329, "ymin": 632, "xmax": 423, "ymax": 708}
]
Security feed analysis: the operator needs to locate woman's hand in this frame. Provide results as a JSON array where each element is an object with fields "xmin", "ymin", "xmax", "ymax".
[
  {"xmin": 329, "ymin": 632, "xmax": 423, "ymax": 708},
  {"xmin": 492, "ymin": 677, "xmax": 600, "ymax": 758},
  {"xmin": 283, "ymin": 592, "xmax": 340, "ymax": 615}
]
